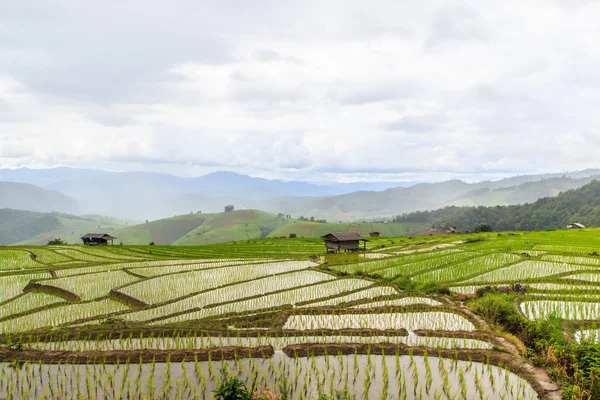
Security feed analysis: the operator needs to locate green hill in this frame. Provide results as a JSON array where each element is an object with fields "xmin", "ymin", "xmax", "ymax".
[
  {"xmin": 1, "ymin": 209, "xmax": 129, "ymax": 245},
  {"xmin": 286, "ymin": 174, "xmax": 600, "ymax": 221},
  {"xmin": 114, "ymin": 209, "xmax": 429, "ymax": 245},
  {"xmin": 394, "ymin": 180, "xmax": 600, "ymax": 231}
]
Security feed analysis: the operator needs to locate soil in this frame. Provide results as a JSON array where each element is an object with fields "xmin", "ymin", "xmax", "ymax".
[{"xmin": 0, "ymin": 345, "xmax": 274, "ymax": 364}]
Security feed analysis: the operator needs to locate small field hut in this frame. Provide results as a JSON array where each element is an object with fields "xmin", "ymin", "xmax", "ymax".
[
  {"xmin": 567, "ymin": 223, "xmax": 585, "ymax": 229},
  {"xmin": 369, "ymin": 231, "xmax": 380, "ymax": 237},
  {"xmin": 81, "ymin": 233, "xmax": 117, "ymax": 246},
  {"xmin": 321, "ymin": 232, "xmax": 367, "ymax": 253}
]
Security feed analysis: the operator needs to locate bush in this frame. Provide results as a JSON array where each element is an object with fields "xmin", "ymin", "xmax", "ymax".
[
  {"xmin": 47, "ymin": 238, "xmax": 66, "ymax": 245},
  {"xmin": 9, "ymin": 343, "xmax": 23, "ymax": 352},
  {"xmin": 213, "ymin": 366, "xmax": 253, "ymax": 400},
  {"xmin": 474, "ymin": 224, "xmax": 493, "ymax": 233}
]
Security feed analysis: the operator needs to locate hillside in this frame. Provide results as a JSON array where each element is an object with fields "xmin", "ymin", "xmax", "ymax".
[
  {"xmin": 286, "ymin": 174, "xmax": 600, "ymax": 220},
  {"xmin": 1, "ymin": 209, "xmax": 128, "ymax": 245},
  {"xmin": 394, "ymin": 179, "xmax": 600, "ymax": 231},
  {"xmin": 0, "ymin": 181, "xmax": 78, "ymax": 214},
  {"xmin": 2, "ymin": 167, "xmax": 600, "ymax": 222},
  {"xmin": 114, "ymin": 209, "xmax": 429, "ymax": 245}
]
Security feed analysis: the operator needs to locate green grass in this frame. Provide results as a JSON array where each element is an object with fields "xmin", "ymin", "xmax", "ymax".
[
  {"xmin": 111, "ymin": 209, "xmax": 430, "ymax": 245},
  {"xmin": 13, "ymin": 214, "xmax": 129, "ymax": 246}
]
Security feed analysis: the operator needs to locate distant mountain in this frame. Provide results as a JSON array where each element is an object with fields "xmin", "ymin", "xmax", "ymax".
[
  {"xmin": 0, "ymin": 182, "xmax": 78, "ymax": 214},
  {"xmin": 0, "ymin": 209, "xmax": 129, "ymax": 245},
  {"xmin": 0, "ymin": 167, "xmax": 413, "ymax": 220},
  {"xmin": 2, "ymin": 166, "xmax": 600, "ymax": 222},
  {"xmin": 394, "ymin": 179, "xmax": 600, "ymax": 232},
  {"xmin": 280, "ymin": 173, "xmax": 600, "ymax": 221}
]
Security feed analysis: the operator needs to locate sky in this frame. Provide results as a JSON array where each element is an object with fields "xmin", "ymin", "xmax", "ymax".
[{"xmin": 1, "ymin": 0, "xmax": 599, "ymax": 183}]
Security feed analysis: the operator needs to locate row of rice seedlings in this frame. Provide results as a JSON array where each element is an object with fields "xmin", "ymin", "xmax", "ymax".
[
  {"xmin": 0, "ymin": 299, "xmax": 130, "ymax": 334},
  {"xmin": 36, "ymin": 270, "xmax": 141, "ymax": 300},
  {"xmin": 560, "ymin": 272, "xmax": 600, "ymax": 283},
  {"xmin": 0, "ymin": 273, "xmax": 47, "ymax": 303},
  {"xmin": 463, "ymin": 260, "xmax": 592, "ymax": 284},
  {"xmin": 283, "ymin": 312, "xmax": 476, "ymax": 332},
  {"xmin": 22, "ymin": 248, "xmax": 73, "ymax": 264},
  {"xmin": 0, "ymin": 250, "xmax": 43, "ymax": 270},
  {"xmin": 351, "ymin": 297, "xmax": 442, "ymax": 308},
  {"xmin": 331, "ymin": 249, "xmax": 470, "ymax": 276},
  {"xmin": 374, "ymin": 252, "xmax": 484, "ymax": 280},
  {"xmin": 0, "ymin": 292, "xmax": 66, "ymax": 319},
  {"xmin": 385, "ymin": 243, "xmax": 460, "ymax": 254},
  {"xmin": 529, "ymin": 292, "xmax": 600, "ymax": 300},
  {"xmin": 27, "ymin": 332, "xmax": 494, "ymax": 352},
  {"xmin": 413, "ymin": 253, "xmax": 521, "ymax": 283},
  {"xmin": 520, "ymin": 300, "xmax": 600, "ymax": 321},
  {"xmin": 50, "ymin": 248, "xmax": 124, "ymax": 263},
  {"xmin": 541, "ymin": 254, "xmax": 600, "ymax": 266},
  {"xmin": 448, "ymin": 285, "xmax": 485, "ymax": 294},
  {"xmin": 174, "ymin": 239, "xmax": 323, "ymax": 257},
  {"xmin": 534, "ymin": 244, "xmax": 600, "ymax": 254},
  {"xmin": 56, "ymin": 246, "xmax": 145, "ymax": 261},
  {"xmin": 574, "ymin": 328, "xmax": 600, "ymax": 344},
  {"xmin": 131, "ymin": 258, "xmax": 282, "ymax": 277},
  {"xmin": 527, "ymin": 283, "xmax": 600, "ymax": 292},
  {"xmin": 305, "ymin": 287, "xmax": 400, "ymax": 307},
  {"xmin": 362, "ymin": 253, "xmax": 392, "ymax": 259},
  {"xmin": 123, "ymin": 269, "xmax": 335, "ymax": 311},
  {"xmin": 119, "ymin": 261, "xmax": 316, "ymax": 304},
  {"xmin": 145, "ymin": 280, "xmax": 376, "ymax": 324},
  {"xmin": 463, "ymin": 238, "xmax": 531, "ymax": 252},
  {"xmin": 53, "ymin": 259, "xmax": 227, "ymax": 278},
  {"xmin": 0, "ymin": 352, "xmax": 538, "ymax": 399}
]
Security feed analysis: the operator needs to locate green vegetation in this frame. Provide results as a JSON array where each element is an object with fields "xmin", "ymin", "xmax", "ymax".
[
  {"xmin": 5, "ymin": 229, "xmax": 600, "ymax": 397},
  {"xmin": 0, "ymin": 208, "xmax": 131, "ymax": 245},
  {"xmin": 395, "ymin": 180, "xmax": 600, "ymax": 232},
  {"xmin": 293, "ymin": 173, "xmax": 600, "ymax": 221},
  {"xmin": 112, "ymin": 209, "xmax": 429, "ymax": 245}
]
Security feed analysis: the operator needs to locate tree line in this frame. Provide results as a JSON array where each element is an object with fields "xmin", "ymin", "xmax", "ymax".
[{"xmin": 393, "ymin": 180, "xmax": 600, "ymax": 231}]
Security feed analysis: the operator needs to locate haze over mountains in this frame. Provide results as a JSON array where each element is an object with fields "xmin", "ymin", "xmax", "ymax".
[{"xmin": 1, "ymin": 167, "xmax": 600, "ymax": 223}]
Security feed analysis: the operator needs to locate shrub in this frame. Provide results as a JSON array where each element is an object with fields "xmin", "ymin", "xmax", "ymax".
[
  {"xmin": 213, "ymin": 366, "xmax": 254, "ymax": 400},
  {"xmin": 474, "ymin": 224, "xmax": 492, "ymax": 233},
  {"xmin": 47, "ymin": 238, "xmax": 66, "ymax": 245},
  {"xmin": 9, "ymin": 343, "xmax": 23, "ymax": 352}
]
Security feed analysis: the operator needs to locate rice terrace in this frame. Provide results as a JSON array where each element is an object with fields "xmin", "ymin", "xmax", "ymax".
[{"xmin": 5, "ymin": 228, "xmax": 600, "ymax": 399}]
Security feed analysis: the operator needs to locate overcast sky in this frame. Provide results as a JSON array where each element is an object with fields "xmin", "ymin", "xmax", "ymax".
[{"xmin": 1, "ymin": 0, "xmax": 599, "ymax": 183}]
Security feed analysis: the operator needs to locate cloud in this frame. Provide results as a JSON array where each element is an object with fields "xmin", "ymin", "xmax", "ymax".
[
  {"xmin": 253, "ymin": 49, "xmax": 303, "ymax": 64},
  {"xmin": 1, "ymin": 0, "xmax": 600, "ymax": 182},
  {"xmin": 425, "ymin": 5, "xmax": 489, "ymax": 50},
  {"xmin": 385, "ymin": 115, "xmax": 444, "ymax": 133}
]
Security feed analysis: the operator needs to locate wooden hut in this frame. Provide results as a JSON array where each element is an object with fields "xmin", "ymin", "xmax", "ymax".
[
  {"xmin": 321, "ymin": 232, "xmax": 367, "ymax": 253},
  {"xmin": 369, "ymin": 232, "xmax": 380, "ymax": 237},
  {"xmin": 81, "ymin": 233, "xmax": 117, "ymax": 246}
]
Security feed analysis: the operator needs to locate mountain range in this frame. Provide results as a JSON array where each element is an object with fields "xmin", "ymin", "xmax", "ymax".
[{"xmin": 1, "ymin": 167, "xmax": 600, "ymax": 223}]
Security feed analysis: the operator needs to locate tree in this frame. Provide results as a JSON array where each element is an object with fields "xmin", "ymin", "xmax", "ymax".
[
  {"xmin": 224, "ymin": 205, "xmax": 234, "ymax": 212},
  {"xmin": 47, "ymin": 238, "xmax": 66, "ymax": 245},
  {"xmin": 474, "ymin": 224, "xmax": 493, "ymax": 233}
]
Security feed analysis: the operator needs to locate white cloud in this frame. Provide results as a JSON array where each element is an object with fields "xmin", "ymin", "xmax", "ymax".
[{"xmin": 1, "ymin": 0, "xmax": 599, "ymax": 182}]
